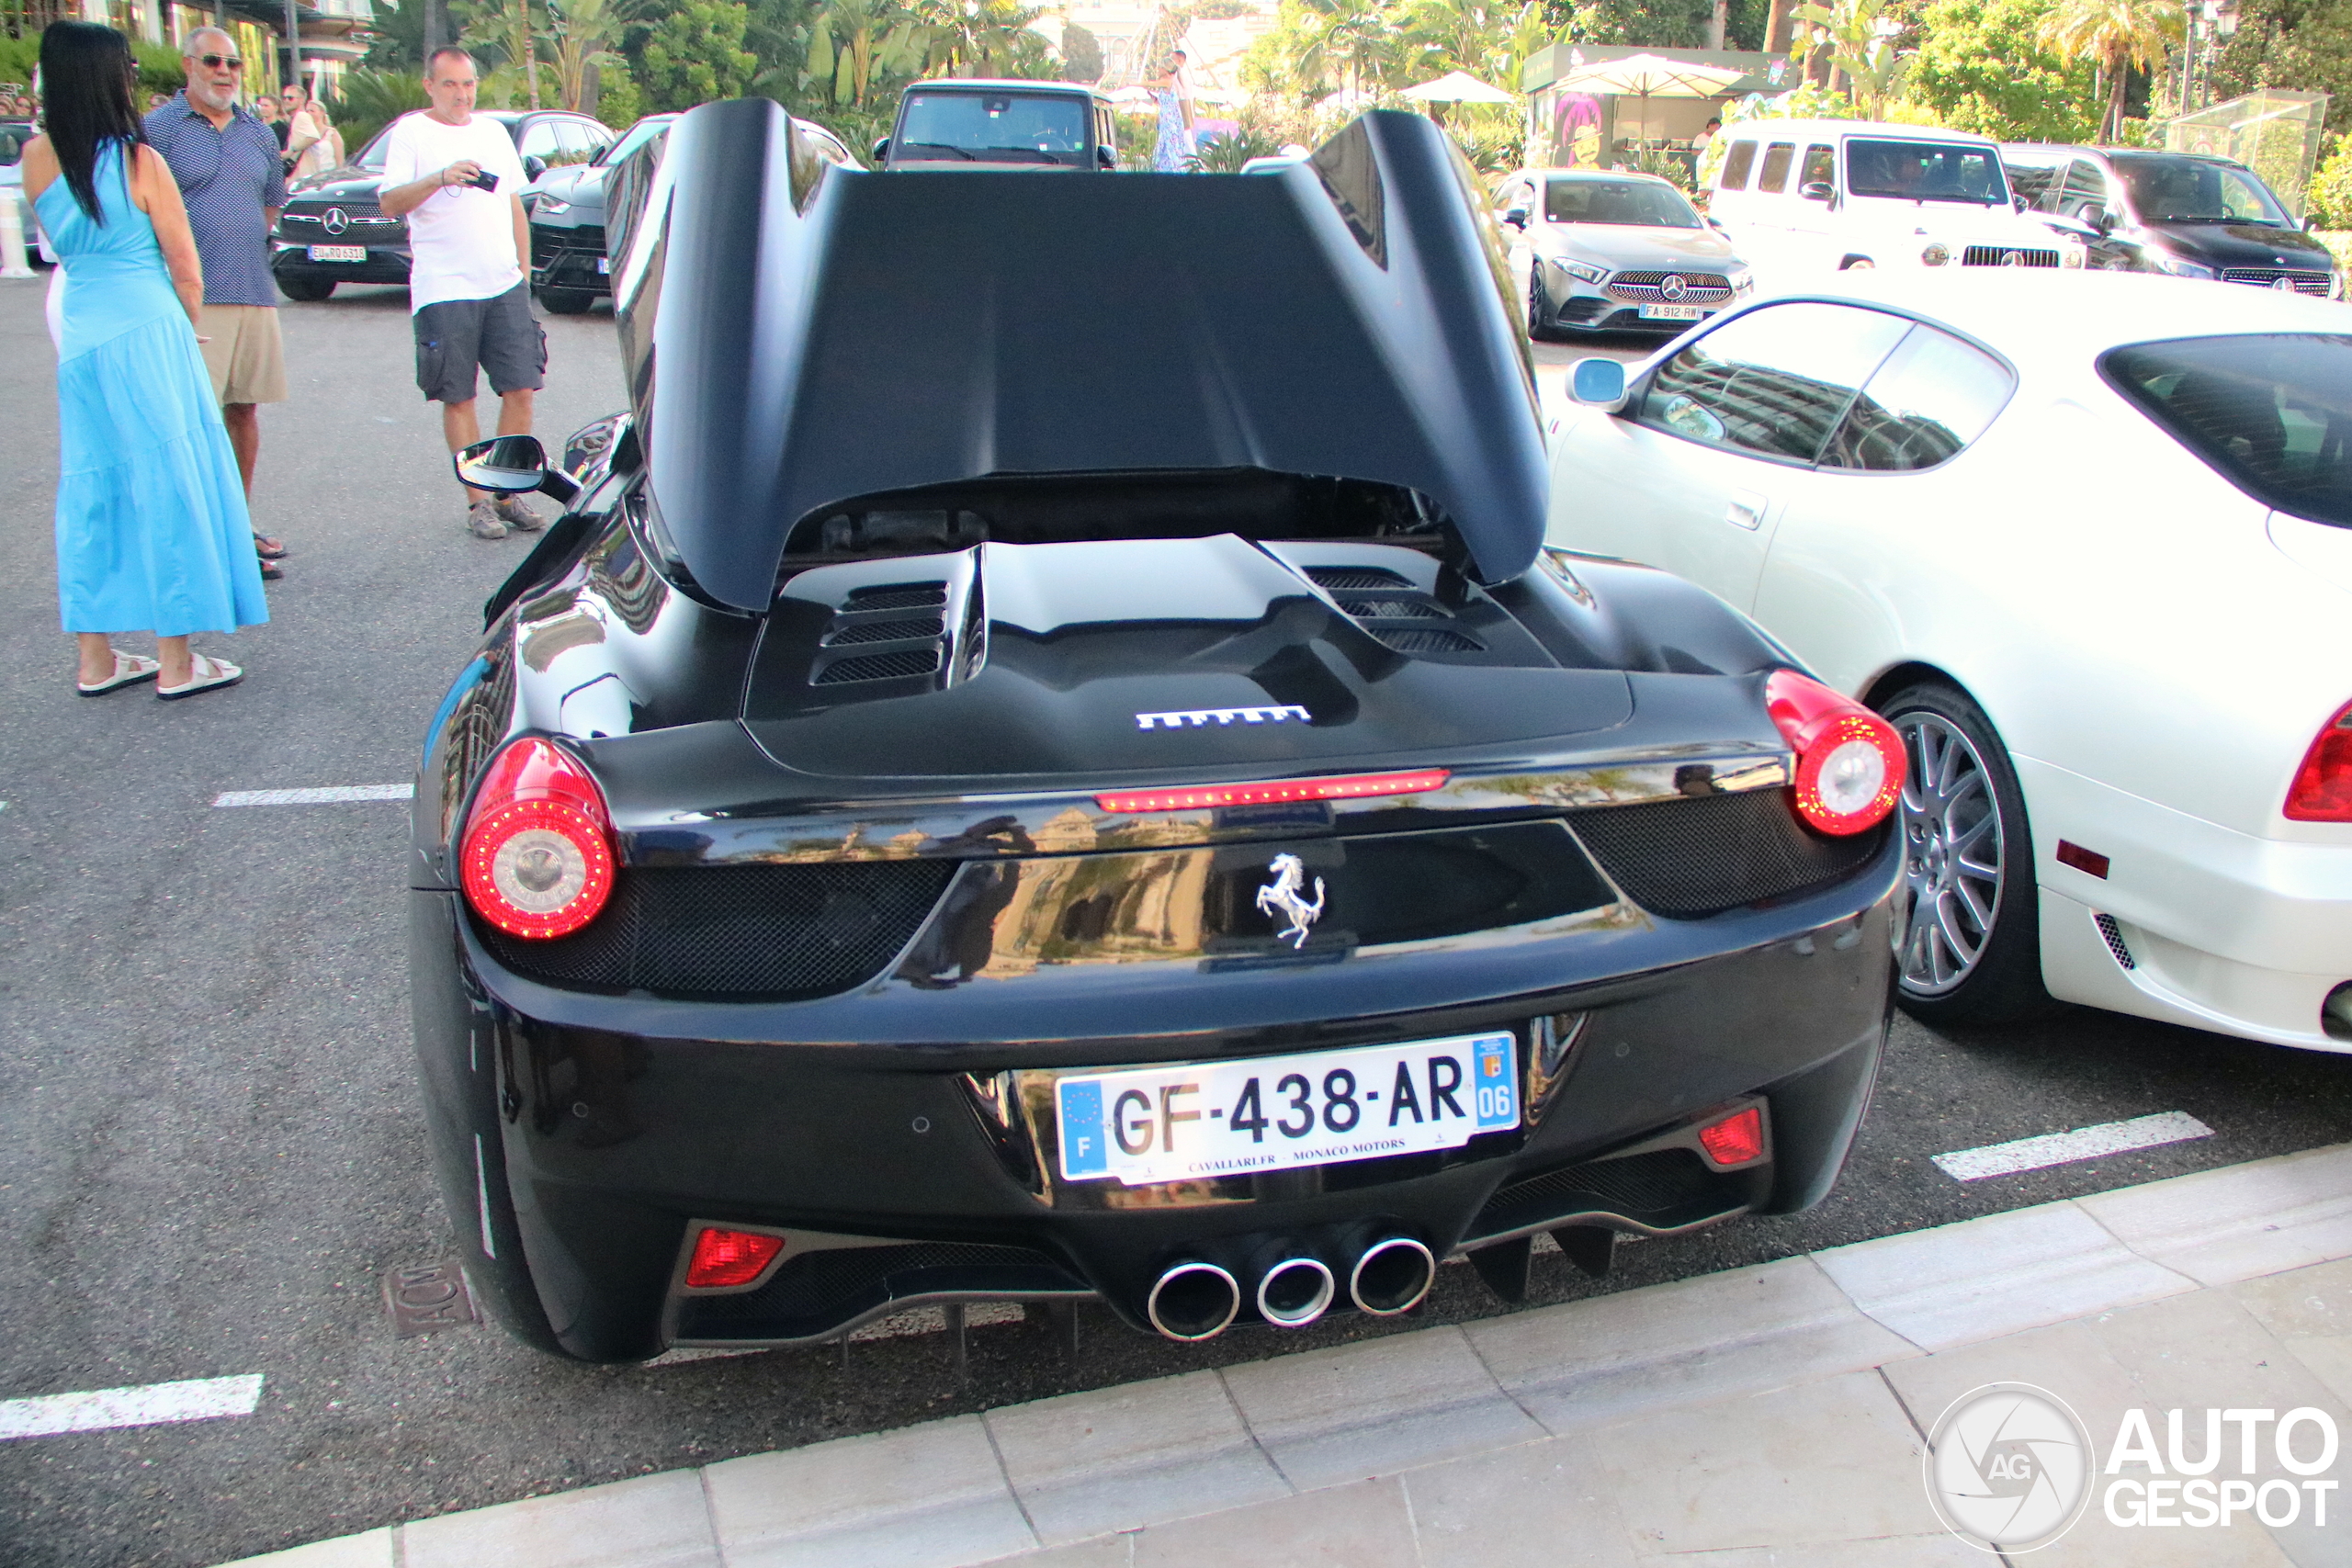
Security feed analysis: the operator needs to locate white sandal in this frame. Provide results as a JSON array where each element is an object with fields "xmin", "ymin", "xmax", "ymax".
[
  {"xmin": 77, "ymin": 649, "xmax": 161, "ymax": 695},
  {"xmin": 156, "ymin": 652, "xmax": 244, "ymax": 701}
]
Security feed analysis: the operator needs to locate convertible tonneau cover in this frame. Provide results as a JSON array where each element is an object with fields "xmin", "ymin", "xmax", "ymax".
[{"xmin": 606, "ymin": 98, "xmax": 1545, "ymax": 610}]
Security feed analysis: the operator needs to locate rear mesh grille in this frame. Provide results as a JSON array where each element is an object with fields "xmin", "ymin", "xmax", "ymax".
[
  {"xmin": 677, "ymin": 1241, "xmax": 1083, "ymax": 1341},
  {"xmin": 1376, "ymin": 627, "xmax": 1482, "ymax": 654},
  {"xmin": 477, "ymin": 861, "xmax": 956, "ymax": 998},
  {"xmin": 816, "ymin": 649, "xmax": 942, "ymax": 684},
  {"xmin": 1306, "ymin": 567, "xmax": 1413, "ymax": 591},
  {"xmin": 1566, "ymin": 790, "xmax": 1885, "ymax": 918}
]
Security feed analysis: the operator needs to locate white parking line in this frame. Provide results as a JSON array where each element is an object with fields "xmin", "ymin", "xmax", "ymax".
[
  {"xmin": 1932, "ymin": 1111, "xmax": 2215, "ymax": 1182},
  {"xmin": 0, "ymin": 1374, "xmax": 264, "ymax": 1440},
  {"xmin": 212, "ymin": 784, "xmax": 413, "ymax": 807}
]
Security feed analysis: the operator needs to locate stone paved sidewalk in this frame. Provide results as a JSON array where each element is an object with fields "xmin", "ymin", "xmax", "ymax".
[{"xmin": 226, "ymin": 1143, "xmax": 2352, "ymax": 1568}]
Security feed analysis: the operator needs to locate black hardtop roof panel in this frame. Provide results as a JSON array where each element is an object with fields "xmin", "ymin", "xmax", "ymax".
[{"xmin": 608, "ymin": 98, "xmax": 1544, "ymax": 610}]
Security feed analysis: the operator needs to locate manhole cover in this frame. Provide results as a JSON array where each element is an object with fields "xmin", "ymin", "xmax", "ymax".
[{"xmin": 383, "ymin": 1259, "xmax": 481, "ymax": 1338}]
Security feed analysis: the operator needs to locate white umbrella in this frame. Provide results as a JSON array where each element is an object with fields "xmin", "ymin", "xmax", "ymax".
[
  {"xmin": 1399, "ymin": 70, "xmax": 1518, "ymax": 107},
  {"xmin": 1105, "ymin": 85, "xmax": 1159, "ymax": 107},
  {"xmin": 1552, "ymin": 52, "xmax": 1747, "ymax": 145}
]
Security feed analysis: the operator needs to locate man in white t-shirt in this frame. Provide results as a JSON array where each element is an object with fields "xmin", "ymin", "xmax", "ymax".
[{"xmin": 379, "ymin": 48, "xmax": 547, "ymax": 540}]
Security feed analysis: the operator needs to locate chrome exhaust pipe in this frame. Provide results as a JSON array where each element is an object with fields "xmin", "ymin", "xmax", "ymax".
[
  {"xmin": 1349, "ymin": 1236, "xmax": 1436, "ymax": 1316},
  {"xmin": 1256, "ymin": 1256, "xmax": 1336, "ymax": 1328},
  {"xmin": 1147, "ymin": 1261, "xmax": 1242, "ymax": 1342}
]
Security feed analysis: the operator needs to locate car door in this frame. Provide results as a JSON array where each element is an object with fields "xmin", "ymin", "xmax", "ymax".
[
  {"xmin": 1735, "ymin": 141, "xmax": 1798, "ymax": 273},
  {"xmin": 1750, "ymin": 318, "xmax": 2019, "ymax": 692},
  {"xmin": 1545, "ymin": 299, "xmax": 1913, "ymax": 611},
  {"xmin": 1787, "ymin": 141, "xmax": 1839, "ymax": 266},
  {"xmin": 2059, "ymin": 157, "xmax": 2141, "ymax": 270}
]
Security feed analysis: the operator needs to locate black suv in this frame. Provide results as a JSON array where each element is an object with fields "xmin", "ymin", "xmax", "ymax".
[
  {"xmin": 271, "ymin": 107, "xmax": 615, "ymax": 301},
  {"xmin": 876, "ymin": 79, "xmax": 1119, "ymax": 171},
  {"xmin": 2004, "ymin": 144, "xmax": 2341, "ymax": 298},
  {"xmin": 531, "ymin": 113, "xmax": 856, "ymax": 313}
]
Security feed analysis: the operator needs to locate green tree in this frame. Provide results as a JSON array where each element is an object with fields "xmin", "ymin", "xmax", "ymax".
[
  {"xmin": 638, "ymin": 0, "xmax": 761, "ymax": 109},
  {"xmin": 916, "ymin": 0, "xmax": 1057, "ymax": 77},
  {"xmin": 459, "ymin": 0, "xmax": 548, "ymax": 107},
  {"xmin": 2037, "ymin": 0, "xmax": 2183, "ymax": 141},
  {"xmin": 1792, "ymin": 0, "xmax": 1905, "ymax": 114},
  {"xmin": 1568, "ymin": 0, "xmax": 1768, "ymax": 49},
  {"xmin": 1061, "ymin": 20, "xmax": 1104, "ymax": 80},
  {"xmin": 2211, "ymin": 0, "xmax": 2352, "ymax": 136},
  {"xmin": 546, "ymin": 0, "xmax": 641, "ymax": 111},
  {"xmin": 331, "ymin": 67, "xmax": 434, "ymax": 146},
  {"xmin": 805, "ymin": 0, "xmax": 927, "ymax": 107},
  {"xmin": 1905, "ymin": 0, "xmax": 2098, "ymax": 139}
]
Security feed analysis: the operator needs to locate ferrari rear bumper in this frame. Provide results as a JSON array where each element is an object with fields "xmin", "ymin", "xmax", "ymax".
[{"xmin": 410, "ymin": 833, "xmax": 1897, "ymax": 1361}]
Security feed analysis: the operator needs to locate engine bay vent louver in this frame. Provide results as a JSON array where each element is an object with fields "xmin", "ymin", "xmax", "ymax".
[
  {"xmin": 811, "ymin": 581, "xmax": 952, "ymax": 685},
  {"xmin": 1306, "ymin": 565, "xmax": 1487, "ymax": 658}
]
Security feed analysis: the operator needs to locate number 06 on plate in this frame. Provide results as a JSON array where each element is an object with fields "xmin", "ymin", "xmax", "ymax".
[{"xmin": 1057, "ymin": 1032, "xmax": 1520, "ymax": 1185}]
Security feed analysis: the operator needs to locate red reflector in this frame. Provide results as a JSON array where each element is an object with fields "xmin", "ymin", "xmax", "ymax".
[
  {"xmin": 1095, "ymin": 768, "xmax": 1451, "ymax": 814},
  {"xmin": 685, "ymin": 1228, "xmax": 785, "ymax": 1289},
  {"xmin": 2055, "ymin": 840, "xmax": 2110, "ymax": 879},
  {"xmin": 1697, "ymin": 1106, "xmax": 1765, "ymax": 1167},
  {"xmin": 2286, "ymin": 702, "xmax": 2352, "ymax": 822},
  {"xmin": 1764, "ymin": 670, "xmax": 1905, "ymax": 837}
]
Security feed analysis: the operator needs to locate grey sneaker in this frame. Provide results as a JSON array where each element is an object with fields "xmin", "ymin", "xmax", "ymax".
[
  {"xmin": 468, "ymin": 501, "xmax": 509, "ymax": 540},
  {"xmin": 494, "ymin": 495, "xmax": 547, "ymax": 532}
]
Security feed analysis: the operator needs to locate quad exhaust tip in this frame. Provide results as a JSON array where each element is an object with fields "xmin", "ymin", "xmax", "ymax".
[
  {"xmin": 1148, "ymin": 1261, "xmax": 1242, "ymax": 1342},
  {"xmin": 1257, "ymin": 1256, "xmax": 1336, "ymax": 1328},
  {"xmin": 1350, "ymin": 1236, "xmax": 1437, "ymax": 1316}
]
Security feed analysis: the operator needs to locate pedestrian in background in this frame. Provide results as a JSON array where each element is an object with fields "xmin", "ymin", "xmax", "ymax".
[
  {"xmin": 279, "ymin": 81, "xmax": 331, "ymax": 176},
  {"xmin": 378, "ymin": 47, "xmax": 546, "ymax": 541},
  {"xmin": 25, "ymin": 21, "xmax": 265, "ymax": 700},
  {"xmin": 287, "ymin": 88, "xmax": 342, "ymax": 180},
  {"xmin": 1146, "ymin": 50, "xmax": 1197, "ymax": 172},
  {"xmin": 145, "ymin": 27, "xmax": 293, "ymax": 579},
  {"xmin": 254, "ymin": 92, "xmax": 279, "ymax": 138}
]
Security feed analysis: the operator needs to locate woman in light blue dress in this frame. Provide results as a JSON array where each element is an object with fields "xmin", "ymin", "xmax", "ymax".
[
  {"xmin": 28, "ymin": 22, "xmax": 263, "ymax": 700},
  {"xmin": 1147, "ymin": 51, "xmax": 1198, "ymax": 172}
]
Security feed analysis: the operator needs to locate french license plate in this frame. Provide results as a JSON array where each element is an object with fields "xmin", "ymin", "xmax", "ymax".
[
  {"xmin": 1641, "ymin": 303, "xmax": 1702, "ymax": 321},
  {"xmin": 1057, "ymin": 1032, "xmax": 1518, "ymax": 1185},
  {"xmin": 595, "ymin": 256, "xmax": 610, "ymax": 274},
  {"xmin": 307, "ymin": 244, "xmax": 366, "ymax": 263}
]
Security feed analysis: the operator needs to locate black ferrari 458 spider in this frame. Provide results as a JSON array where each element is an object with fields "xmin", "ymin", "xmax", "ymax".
[{"xmin": 411, "ymin": 98, "xmax": 1905, "ymax": 1363}]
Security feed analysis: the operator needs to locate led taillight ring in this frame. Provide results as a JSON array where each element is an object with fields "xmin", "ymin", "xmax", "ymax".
[
  {"xmin": 1792, "ymin": 713, "xmax": 1904, "ymax": 836},
  {"xmin": 461, "ymin": 796, "xmax": 616, "ymax": 938}
]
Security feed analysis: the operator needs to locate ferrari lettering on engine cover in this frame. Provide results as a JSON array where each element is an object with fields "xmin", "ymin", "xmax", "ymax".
[{"xmin": 1136, "ymin": 705, "xmax": 1312, "ymax": 730}]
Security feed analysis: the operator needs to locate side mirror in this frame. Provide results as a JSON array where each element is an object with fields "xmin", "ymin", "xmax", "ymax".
[
  {"xmin": 523, "ymin": 154, "xmax": 548, "ymax": 180},
  {"xmin": 2086, "ymin": 205, "xmax": 2116, "ymax": 234},
  {"xmin": 1706, "ymin": 215, "xmax": 1728, "ymax": 231},
  {"xmin": 455, "ymin": 434, "xmax": 580, "ymax": 504},
  {"xmin": 2305, "ymin": 214, "xmax": 2321, "ymax": 232},
  {"xmin": 1569, "ymin": 356, "xmax": 1629, "ymax": 413},
  {"xmin": 1799, "ymin": 181, "xmax": 1835, "ymax": 203},
  {"xmin": 872, "ymin": 137, "xmax": 891, "ymax": 164},
  {"xmin": 1503, "ymin": 207, "xmax": 1529, "ymax": 229}
]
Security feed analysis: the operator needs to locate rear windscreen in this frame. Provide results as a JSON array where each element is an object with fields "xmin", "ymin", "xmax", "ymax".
[
  {"xmin": 898, "ymin": 93, "xmax": 1090, "ymax": 166},
  {"xmin": 2102, "ymin": 333, "xmax": 2352, "ymax": 527}
]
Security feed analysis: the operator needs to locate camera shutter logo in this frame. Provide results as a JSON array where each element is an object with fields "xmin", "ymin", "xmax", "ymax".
[
  {"xmin": 1924, "ymin": 1382, "xmax": 2094, "ymax": 1551},
  {"xmin": 322, "ymin": 207, "xmax": 350, "ymax": 237}
]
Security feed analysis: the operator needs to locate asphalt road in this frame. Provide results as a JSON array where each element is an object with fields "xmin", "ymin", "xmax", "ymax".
[{"xmin": 3, "ymin": 281, "xmax": 2348, "ymax": 1568}]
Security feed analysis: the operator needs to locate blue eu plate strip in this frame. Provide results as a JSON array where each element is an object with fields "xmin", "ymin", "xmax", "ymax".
[{"xmin": 1058, "ymin": 1079, "xmax": 1108, "ymax": 1176}]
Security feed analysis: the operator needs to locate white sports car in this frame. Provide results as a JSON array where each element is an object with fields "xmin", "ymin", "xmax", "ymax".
[{"xmin": 1544, "ymin": 271, "xmax": 2351, "ymax": 1049}]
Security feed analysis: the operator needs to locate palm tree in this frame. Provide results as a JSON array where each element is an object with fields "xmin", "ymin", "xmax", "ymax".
[
  {"xmin": 459, "ymin": 0, "xmax": 546, "ymax": 108},
  {"xmin": 1296, "ymin": 0, "xmax": 1401, "ymax": 100},
  {"xmin": 917, "ymin": 0, "xmax": 1051, "ymax": 78},
  {"xmin": 808, "ymin": 0, "xmax": 928, "ymax": 107},
  {"xmin": 544, "ymin": 0, "xmax": 637, "ymax": 114},
  {"xmin": 2038, "ymin": 0, "xmax": 2184, "ymax": 142}
]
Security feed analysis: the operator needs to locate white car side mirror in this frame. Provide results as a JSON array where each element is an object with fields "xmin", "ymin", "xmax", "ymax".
[{"xmin": 1569, "ymin": 356, "xmax": 1629, "ymax": 413}]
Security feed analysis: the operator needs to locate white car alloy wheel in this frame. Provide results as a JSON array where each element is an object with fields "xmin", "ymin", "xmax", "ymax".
[{"xmin": 1896, "ymin": 710, "xmax": 2003, "ymax": 996}]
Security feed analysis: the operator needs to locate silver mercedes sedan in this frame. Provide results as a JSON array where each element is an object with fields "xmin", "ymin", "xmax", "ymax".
[{"xmin": 1500, "ymin": 168, "xmax": 1756, "ymax": 338}]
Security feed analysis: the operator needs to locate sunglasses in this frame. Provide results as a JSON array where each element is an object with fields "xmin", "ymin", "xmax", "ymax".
[{"xmin": 193, "ymin": 53, "xmax": 243, "ymax": 71}]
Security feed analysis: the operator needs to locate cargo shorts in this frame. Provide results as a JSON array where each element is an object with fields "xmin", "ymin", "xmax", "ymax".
[{"xmin": 413, "ymin": 281, "xmax": 547, "ymax": 404}]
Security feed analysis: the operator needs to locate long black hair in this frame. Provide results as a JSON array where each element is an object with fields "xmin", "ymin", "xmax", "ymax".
[{"xmin": 40, "ymin": 21, "xmax": 144, "ymax": 224}]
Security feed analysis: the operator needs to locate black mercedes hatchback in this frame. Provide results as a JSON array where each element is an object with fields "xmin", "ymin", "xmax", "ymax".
[
  {"xmin": 2005, "ymin": 143, "xmax": 2340, "ymax": 296},
  {"xmin": 411, "ymin": 100, "xmax": 1903, "ymax": 1364}
]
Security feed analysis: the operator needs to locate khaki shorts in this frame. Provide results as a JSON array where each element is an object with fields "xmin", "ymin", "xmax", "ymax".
[{"xmin": 198, "ymin": 304, "xmax": 288, "ymax": 406}]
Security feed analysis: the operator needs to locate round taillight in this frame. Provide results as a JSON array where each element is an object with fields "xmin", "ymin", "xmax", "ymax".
[
  {"xmin": 1765, "ymin": 670, "xmax": 1905, "ymax": 836},
  {"xmin": 459, "ymin": 738, "xmax": 616, "ymax": 938}
]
